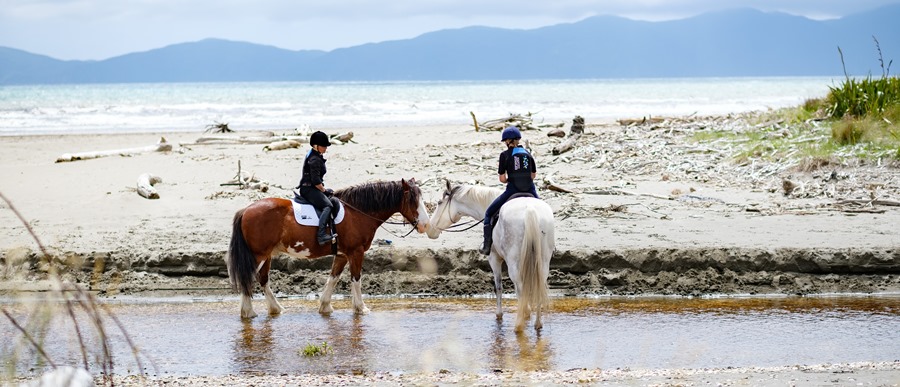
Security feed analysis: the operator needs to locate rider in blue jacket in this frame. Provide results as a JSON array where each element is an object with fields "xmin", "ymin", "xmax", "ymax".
[{"xmin": 481, "ymin": 126, "xmax": 538, "ymax": 255}]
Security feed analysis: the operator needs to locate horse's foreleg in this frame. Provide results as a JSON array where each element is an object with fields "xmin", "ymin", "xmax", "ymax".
[
  {"xmin": 489, "ymin": 253, "xmax": 504, "ymax": 320},
  {"xmin": 319, "ymin": 253, "xmax": 348, "ymax": 315},
  {"xmin": 349, "ymin": 253, "xmax": 370, "ymax": 315}
]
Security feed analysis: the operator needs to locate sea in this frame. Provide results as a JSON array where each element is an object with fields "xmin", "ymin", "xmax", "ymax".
[{"xmin": 0, "ymin": 77, "xmax": 840, "ymax": 136}]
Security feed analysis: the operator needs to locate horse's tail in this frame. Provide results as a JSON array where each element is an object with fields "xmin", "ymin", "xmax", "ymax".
[
  {"xmin": 227, "ymin": 208, "xmax": 256, "ymax": 297},
  {"xmin": 518, "ymin": 205, "xmax": 550, "ymax": 312}
]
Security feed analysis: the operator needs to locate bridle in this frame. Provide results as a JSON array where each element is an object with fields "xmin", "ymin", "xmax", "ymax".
[{"xmin": 432, "ymin": 186, "xmax": 483, "ymax": 233}]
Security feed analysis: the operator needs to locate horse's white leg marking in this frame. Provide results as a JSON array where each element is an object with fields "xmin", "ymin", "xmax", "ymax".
[
  {"xmin": 264, "ymin": 283, "xmax": 283, "ymax": 315},
  {"xmin": 240, "ymin": 294, "xmax": 257, "ymax": 319},
  {"xmin": 351, "ymin": 279, "xmax": 370, "ymax": 315},
  {"xmin": 488, "ymin": 253, "xmax": 504, "ymax": 319},
  {"xmin": 318, "ymin": 275, "xmax": 339, "ymax": 314}
]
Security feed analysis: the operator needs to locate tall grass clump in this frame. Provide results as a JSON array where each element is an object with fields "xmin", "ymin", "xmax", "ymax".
[
  {"xmin": 826, "ymin": 38, "xmax": 900, "ymax": 149},
  {"xmin": 1, "ymin": 192, "xmax": 150, "ymax": 385}
]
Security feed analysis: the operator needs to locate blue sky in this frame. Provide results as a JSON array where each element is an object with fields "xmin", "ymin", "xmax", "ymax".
[{"xmin": 2, "ymin": 0, "xmax": 898, "ymax": 60}]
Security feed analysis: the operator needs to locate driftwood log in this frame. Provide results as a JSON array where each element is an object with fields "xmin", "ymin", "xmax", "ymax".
[
  {"xmin": 137, "ymin": 173, "xmax": 162, "ymax": 199},
  {"xmin": 552, "ymin": 133, "xmax": 581, "ymax": 155},
  {"xmin": 263, "ymin": 139, "xmax": 302, "ymax": 152},
  {"xmin": 330, "ymin": 131, "xmax": 355, "ymax": 144},
  {"xmin": 570, "ymin": 115, "xmax": 585, "ymax": 135},
  {"xmin": 56, "ymin": 137, "xmax": 173, "ymax": 163}
]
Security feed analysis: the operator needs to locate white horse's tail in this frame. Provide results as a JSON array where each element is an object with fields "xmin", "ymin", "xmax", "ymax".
[{"xmin": 518, "ymin": 205, "xmax": 550, "ymax": 313}]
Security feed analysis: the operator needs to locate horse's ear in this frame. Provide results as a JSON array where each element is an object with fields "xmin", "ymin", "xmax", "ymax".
[
  {"xmin": 444, "ymin": 178, "xmax": 451, "ymax": 191},
  {"xmin": 401, "ymin": 178, "xmax": 410, "ymax": 191}
]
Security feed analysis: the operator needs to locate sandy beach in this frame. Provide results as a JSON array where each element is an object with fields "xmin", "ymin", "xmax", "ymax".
[
  {"xmin": 2, "ymin": 116, "xmax": 900, "ymax": 385},
  {"xmin": 1, "ymin": 116, "xmax": 898, "ymax": 295}
]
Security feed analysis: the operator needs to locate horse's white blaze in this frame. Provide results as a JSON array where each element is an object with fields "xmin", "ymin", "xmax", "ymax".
[
  {"xmin": 318, "ymin": 275, "xmax": 339, "ymax": 314},
  {"xmin": 415, "ymin": 197, "xmax": 431, "ymax": 233},
  {"xmin": 285, "ymin": 241, "xmax": 311, "ymax": 259}
]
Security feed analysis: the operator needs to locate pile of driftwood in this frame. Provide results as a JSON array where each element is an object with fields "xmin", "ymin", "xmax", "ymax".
[
  {"xmin": 539, "ymin": 112, "xmax": 900, "ymax": 216},
  {"xmin": 183, "ymin": 129, "xmax": 356, "ymax": 150},
  {"xmin": 470, "ymin": 112, "xmax": 563, "ymax": 132}
]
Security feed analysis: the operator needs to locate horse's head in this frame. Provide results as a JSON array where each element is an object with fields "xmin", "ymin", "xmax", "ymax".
[
  {"xmin": 399, "ymin": 178, "xmax": 431, "ymax": 234},
  {"xmin": 425, "ymin": 179, "xmax": 466, "ymax": 239}
]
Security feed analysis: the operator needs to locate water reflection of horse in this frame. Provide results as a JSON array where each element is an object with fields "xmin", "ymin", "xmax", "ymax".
[
  {"xmin": 227, "ymin": 178, "xmax": 431, "ymax": 318},
  {"xmin": 426, "ymin": 180, "xmax": 555, "ymax": 331}
]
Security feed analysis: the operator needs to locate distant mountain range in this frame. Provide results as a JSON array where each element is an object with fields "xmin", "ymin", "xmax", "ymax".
[{"xmin": 2, "ymin": 4, "xmax": 900, "ymax": 85}]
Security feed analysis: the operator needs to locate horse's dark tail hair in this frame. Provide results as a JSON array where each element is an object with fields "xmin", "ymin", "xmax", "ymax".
[{"xmin": 227, "ymin": 208, "xmax": 255, "ymax": 297}]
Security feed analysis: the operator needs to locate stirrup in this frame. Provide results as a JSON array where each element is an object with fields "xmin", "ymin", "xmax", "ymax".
[{"xmin": 318, "ymin": 234, "xmax": 335, "ymax": 245}]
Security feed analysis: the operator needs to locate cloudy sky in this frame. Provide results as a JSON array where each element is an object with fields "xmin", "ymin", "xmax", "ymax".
[{"xmin": 2, "ymin": 0, "xmax": 898, "ymax": 60}]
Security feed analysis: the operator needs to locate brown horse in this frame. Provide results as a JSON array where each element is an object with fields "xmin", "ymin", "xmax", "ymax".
[{"xmin": 227, "ymin": 178, "xmax": 430, "ymax": 318}]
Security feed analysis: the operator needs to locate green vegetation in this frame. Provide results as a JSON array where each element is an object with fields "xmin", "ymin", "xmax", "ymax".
[
  {"xmin": 694, "ymin": 38, "xmax": 900, "ymax": 164},
  {"xmin": 301, "ymin": 341, "xmax": 331, "ymax": 357}
]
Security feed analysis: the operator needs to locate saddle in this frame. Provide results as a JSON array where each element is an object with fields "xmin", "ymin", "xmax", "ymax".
[
  {"xmin": 489, "ymin": 192, "xmax": 535, "ymax": 226},
  {"xmin": 291, "ymin": 192, "xmax": 344, "ymax": 226}
]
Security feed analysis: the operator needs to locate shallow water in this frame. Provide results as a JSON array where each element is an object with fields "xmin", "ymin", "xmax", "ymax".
[{"xmin": 3, "ymin": 295, "xmax": 899, "ymax": 376}]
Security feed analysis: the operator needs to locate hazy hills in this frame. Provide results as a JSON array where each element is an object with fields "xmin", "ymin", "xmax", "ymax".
[{"xmin": 2, "ymin": 4, "xmax": 899, "ymax": 85}]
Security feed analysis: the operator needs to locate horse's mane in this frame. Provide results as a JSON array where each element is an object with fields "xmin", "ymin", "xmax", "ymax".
[
  {"xmin": 335, "ymin": 180, "xmax": 421, "ymax": 213},
  {"xmin": 454, "ymin": 184, "xmax": 503, "ymax": 209}
]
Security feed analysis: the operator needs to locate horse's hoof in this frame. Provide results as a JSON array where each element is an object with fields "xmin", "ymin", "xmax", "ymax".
[
  {"xmin": 269, "ymin": 306, "xmax": 284, "ymax": 315},
  {"xmin": 318, "ymin": 304, "xmax": 334, "ymax": 315},
  {"xmin": 355, "ymin": 306, "xmax": 371, "ymax": 315},
  {"xmin": 534, "ymin": 321, "xmax": 543, "ymax": 330},
  {"xmin": 495, "ymin": 313, "xmax": 503, "ymax": 321},
  {"xmin": 241, "ymin": 311, "xmax": 258, "ymax": 319}
]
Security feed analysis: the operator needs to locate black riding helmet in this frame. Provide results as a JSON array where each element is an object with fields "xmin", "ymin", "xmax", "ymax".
[{"xmin": 310, "ymin": 130, "xmax": 331, "ymax": 147}]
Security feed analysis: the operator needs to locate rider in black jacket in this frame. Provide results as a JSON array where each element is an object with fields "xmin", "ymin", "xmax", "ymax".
[{"xmin": 297, "ymin": 131, "xmax": 336, "ymax": 245}]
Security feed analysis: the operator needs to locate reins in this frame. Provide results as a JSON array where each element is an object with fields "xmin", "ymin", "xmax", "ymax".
[{"xmin": 335, "ymin": 197, "xmax": 420, "ymax": 238}]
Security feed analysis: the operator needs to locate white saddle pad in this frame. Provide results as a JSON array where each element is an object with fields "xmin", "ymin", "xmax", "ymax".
[{"xmin": 292, "ymin": 201, "xmax": 345, "ymax": 227}]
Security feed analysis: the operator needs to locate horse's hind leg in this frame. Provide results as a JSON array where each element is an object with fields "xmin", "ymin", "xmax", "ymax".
[
  {"xmin": 240, "ymin": 294, "xmax": 257, "ymax": 319},
  {"xmin": 489, "ymin": 253, "xmax": 503, "ymax": 320},
  {"xmin": 319, "ymin": 253, "xmax": 348, "ymax": 315},
  {"xmin": 257, "ymin": 258, "xmax": 284, "ymax": 315}
]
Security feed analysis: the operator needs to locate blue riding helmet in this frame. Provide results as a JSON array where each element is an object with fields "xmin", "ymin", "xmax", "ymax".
[{"xmin": 501, "ymin": 126, "xmax": 521, "ymax": 141}]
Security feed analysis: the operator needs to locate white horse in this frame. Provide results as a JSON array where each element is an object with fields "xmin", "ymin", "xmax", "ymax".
[{"xmin": 426, "ymin": 180, "xmax": 555, "ymax": 331}]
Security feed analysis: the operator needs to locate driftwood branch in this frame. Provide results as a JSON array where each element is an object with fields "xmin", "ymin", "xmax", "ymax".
[
  {"xmin": 220, "ymin": 160, "xmax": 269, "ymax": 192},
  {"xmin": 583, "ymin": 188, "xmax": 673, "ymax": 200},
  {"xmin": 543, "ymin": 174, "xmax": 573, "ymax": 193},
  {"xmin": 552, "ymin": 133, "xmax": 581, "ymax": 155},
  {"xmin": 137, "ymin": 173, "xmax": 162, "ymax": 199},
  {"xmin": 56, "ymin": 137, "xmax": 173, "ymax": 163},
  {"xmin": 836, "ymin": 199, "xmax": 900, "ymax": 207}
]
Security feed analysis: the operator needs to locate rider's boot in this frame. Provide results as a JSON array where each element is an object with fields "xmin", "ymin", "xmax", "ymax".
[
  {"xmin": 316, "ymin": 206, "xmax": 334, "ymax": 245},
  {"xmin": 479, "ymin": 223, "xmax": 493, "ymax": 255}
]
